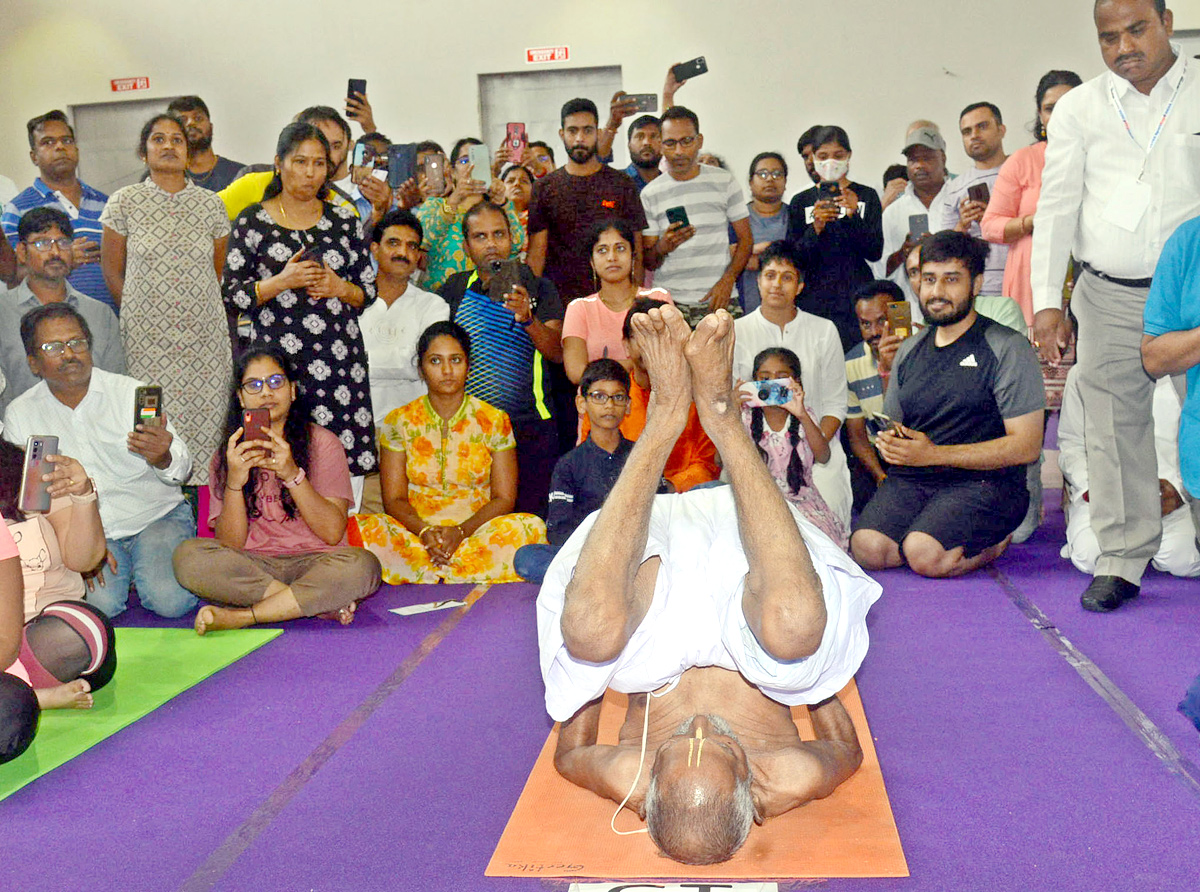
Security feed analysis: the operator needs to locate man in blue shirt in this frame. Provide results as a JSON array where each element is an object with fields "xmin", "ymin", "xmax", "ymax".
[{"xmin": 2, "ymin": 111, "xmax": 114, "ymax": 312}]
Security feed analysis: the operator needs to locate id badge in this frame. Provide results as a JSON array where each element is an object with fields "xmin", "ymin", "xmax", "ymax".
[{"xmin": 1100, "ymin": 178, "xmax": 1151, "ymax": 232}]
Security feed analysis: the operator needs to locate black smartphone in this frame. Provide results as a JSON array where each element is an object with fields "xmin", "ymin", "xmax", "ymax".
[
  {"xmin": 665, "ymin": 206, "xmax": 690, "ymax": 228},
  {"xmin": 671, "ymin": 57, "xmax": 708, "ymax": 82},
  {"xmin": 818, "ymin": 181, "xmax": 841, "ymax": 201},
  {"xmin": 241, "ymin": 408, "xmax": 270, "ymax": 442},
  {"xmin": 967, "ymin": 182, "xmax": 991, "ymax": 204},
  {"xmin": 628, "ymin": 93, "xmax": 658, "ymax": 113},
  {"xmin": 134, "ymin": 385, "xmax": 163, "ymax": 430},
  {"xmin": 347, "ymin": 78, "xmax": 367, "ymax": 101},
  {"xmin": 388, "ymin": 144, "xmax": 418, "ymax": 189},
  {"xmin": 19, "ymin": 435, "xmax": 58, "ymax": 514},
  {"xmin": 422, "ymin": 154, "xmax": 446, "ymax": 195},
  {"xmin": 505, "ymin": 123, "xmax": 527, "ymax": 164},
  {"xmin": 908, "ymin": 213, "xmax": 930, "ymax": 239},
  {"xmin": 488, "ymin": 259, "xmax": 523, "ymax": 303},
  {"xmin": 874, "ymin": 413, "xmax": 912, "ymax": 439}
]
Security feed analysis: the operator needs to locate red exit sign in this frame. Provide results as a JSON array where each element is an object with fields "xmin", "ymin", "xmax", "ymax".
[
  {"xmin": 111, "ymin": 77, "xmax": 150, "ymax": 92},
  {"xmin": 526, "ymin": 46, "xmax": 569, "ymax": 64}
]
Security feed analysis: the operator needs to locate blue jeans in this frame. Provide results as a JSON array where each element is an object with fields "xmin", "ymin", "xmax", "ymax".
[
  {"xmin": 90, "ymin": 501, "xmax": 199, "ymax": 619},
  {"xmin": 513, "ymin": 544, "xmax": 561, "ymax": 584}
]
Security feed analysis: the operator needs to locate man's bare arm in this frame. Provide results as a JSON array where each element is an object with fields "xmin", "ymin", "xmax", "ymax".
[
  {"xmin": 1142, "ymin": 330, "xmax": 1200, "ymax": 379},
  {"xmin": 554, "ymin": 698, "xmax": 648, "ymax": 811}
]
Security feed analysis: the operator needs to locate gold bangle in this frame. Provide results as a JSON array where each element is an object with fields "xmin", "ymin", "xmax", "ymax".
[
  {"xmin": 418, "ymin": 525, "xmax": 434, "ymax": 538},
  {"xmin": 254, "ymin": 280, "xmax": 262, "ymax": 301}
]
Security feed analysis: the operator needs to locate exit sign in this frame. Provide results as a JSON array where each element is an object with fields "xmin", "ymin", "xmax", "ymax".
[
  {"xmin": 111, "ymin": 77, "xmax": 150, "ymax": 92},
  {"xmin": 526, "ymin": 46, "xmax": 569, "ymax": 64}
]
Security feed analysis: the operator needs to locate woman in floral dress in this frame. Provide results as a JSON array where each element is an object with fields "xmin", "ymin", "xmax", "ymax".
[
  {"xmin": 222, "ymin": 122, "xmax": 377, "ymax": 479},
  {"xmin": 349, "ymin": 321, "xmax": 546, "ymax": 583},
  {"xmin": 100, "ymin": 113, "xmax": 231, "ymax": 485}
]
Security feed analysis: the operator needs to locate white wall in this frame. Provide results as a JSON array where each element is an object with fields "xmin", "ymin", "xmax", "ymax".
[{"xmin": 0, "ymin": 0, "xmax": 1114, "ymax": 201}]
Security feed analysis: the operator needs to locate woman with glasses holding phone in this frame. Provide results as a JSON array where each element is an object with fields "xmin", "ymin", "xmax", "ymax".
[
  {"xmin": 349, "ymin": 321, "xmax": 546, "ymax": 584},
  {"xmin": 99, "ymin": 113, "xmax": 231, "ymax": 485},
  {"xmin": 561, "ymin": 220, "xmax": 672, "ymax": 384},
  {"xmin": 414, "ymin": 138, "xmax": 524, "ymax": 291},
  {"xmin": 173, "ymin": 346, "xmax": 381, "ymax": 634}
]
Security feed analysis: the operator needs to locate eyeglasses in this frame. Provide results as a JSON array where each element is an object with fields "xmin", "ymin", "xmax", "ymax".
[
  {"xmin": 754, "ymin": 170, "xmax": 786, "ymax": 180},
  {"xmin": 585, "ymin": 391, "xmax": 630, "ymax": 406},
  {"xmin": 240, "ymin": 374, "xmax": 288, "ymax": 394},
  {"xmin": 661, "ymin": 136, "xmax": 698, "ymax": 150},
  {"xmin": 39, "ymin": 337, "xmax": 90, "ymax": 357},
  {"xmin": 27, "ymin": 237, "xmax": 73, "ymax": 252}
]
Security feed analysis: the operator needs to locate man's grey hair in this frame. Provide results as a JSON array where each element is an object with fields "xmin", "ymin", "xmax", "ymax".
[{"xmin": 644, "ymin": 768, "xmax": 756, "ymax": 865}]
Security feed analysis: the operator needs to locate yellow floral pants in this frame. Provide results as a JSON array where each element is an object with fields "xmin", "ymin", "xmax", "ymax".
[{"xmin": 348, "ymin": 513, "xmax": 546, "ymax": 585}]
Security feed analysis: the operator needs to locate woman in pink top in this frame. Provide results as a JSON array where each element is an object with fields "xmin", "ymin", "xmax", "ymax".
[
  {"xmin": 981, "ymin": 70, "xmax": 1082, "ymax": 327},
  {"xmin": 561, "ymin": 219, "xmax": 671, "ymax": 383}
]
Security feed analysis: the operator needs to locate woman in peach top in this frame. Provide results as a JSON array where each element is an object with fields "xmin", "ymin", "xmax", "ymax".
[
  {"xmin": 561, "ymin": 219, "xmax": 671, "ymax": 383},
  {"xmin": 981, "ymin": 70, "xmax": 1082, "ymax": 327},
  {"xmin": 349, "ymin": 321, "xmax": 546, "ymax": 584}
]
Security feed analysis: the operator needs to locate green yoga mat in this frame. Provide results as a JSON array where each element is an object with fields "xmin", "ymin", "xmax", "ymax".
[{"xmin": 0, "ymin": 626, "xmax": 280, "ymax": 801}]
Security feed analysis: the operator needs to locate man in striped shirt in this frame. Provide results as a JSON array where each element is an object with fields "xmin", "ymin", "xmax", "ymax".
[
  {"xmin": 641, "ymin": 106, "xmax": 752, "ymax": 327},
  {"xmin": 2, "ymin": 111, "xmax": 114, "ymax": 312}
]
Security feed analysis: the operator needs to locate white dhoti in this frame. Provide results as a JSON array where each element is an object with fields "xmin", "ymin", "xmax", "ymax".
[{"xmin": 537, "ymin": 487, "xmax": 882, "ymax": 722}]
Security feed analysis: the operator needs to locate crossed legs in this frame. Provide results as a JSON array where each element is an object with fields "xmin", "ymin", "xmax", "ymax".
[{"xmin": 559, "ymin": 306, "xmax": 827, "ymax": 665}]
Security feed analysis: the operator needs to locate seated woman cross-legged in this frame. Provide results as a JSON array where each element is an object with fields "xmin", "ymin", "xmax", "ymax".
[
  {"xmin": 173, "ymin": 347, "xmax": 382, "ymax": 634},
  {"xmin": 349, "ymin": 321, "xmax": 546, "ymax": 584}
]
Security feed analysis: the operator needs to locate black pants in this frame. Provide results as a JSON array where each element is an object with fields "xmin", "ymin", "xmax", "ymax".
[{"xmin": 513, "ymin": 416, "xmax": 560, "ymax": 519}]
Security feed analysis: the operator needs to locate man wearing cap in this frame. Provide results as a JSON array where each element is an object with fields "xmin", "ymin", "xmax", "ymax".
[
  {"xmin": 1031, "ymin": 0, "xmax": 1200, "ymax": 612},
  {"xmin": 875, "ymin": 126, "xmax": 949, "ymax": 315}
]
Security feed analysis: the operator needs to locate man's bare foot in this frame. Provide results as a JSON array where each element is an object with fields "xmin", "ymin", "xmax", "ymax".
[
  {"xmin": 36, "ymin": 679, "xmax": 92, "ymax": 710},
  {"xmin": 195, "ymin": 604, "xmax": 255, "ymax": 635},
  {"xmin": 630, "ymin": 304, "xmax": 693, "ymax": 427},
  {"xmin": 684, "ymin": 310, "xmax": 736, "ymax": 417},
  {"xmin": 318, "ymin": 601, "xmax": 357, "ymax": 626}
]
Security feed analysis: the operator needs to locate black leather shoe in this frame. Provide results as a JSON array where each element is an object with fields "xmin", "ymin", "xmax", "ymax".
[{"xmin": 1080, "ymin": 575, "xmax": 1140, "ymax": 613}]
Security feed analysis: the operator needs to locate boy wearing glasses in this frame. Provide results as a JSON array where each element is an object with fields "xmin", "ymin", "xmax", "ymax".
[
  {"xmin": 515, "ymin": 358, "xmax": 663, "ymax": 583},
  {"xmin": 0, "ymin": 207, "xmax": 124, "ymax": 415}
]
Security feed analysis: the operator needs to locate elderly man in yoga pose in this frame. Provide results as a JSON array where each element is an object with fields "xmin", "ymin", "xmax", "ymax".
[{"xmin": 537, "ymin": 304, "xmax": 881, "ymax": 865}]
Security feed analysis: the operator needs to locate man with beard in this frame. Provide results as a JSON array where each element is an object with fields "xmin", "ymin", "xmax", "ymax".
[
  {"xmin": 0, "ymin": 207, "xmax": 124, "ymax": 414},
  {"xmin": 165, "ymin": 96, "xmax": 244, "ymax": 192},
  {"xmin": 2, "ymin": 111, "xmax": 114, "ymax": 311},
  {"xmin": 539, "ymin": 304, "xmax": 878, "ymax": 866},
  {"xmin": 796, "ymin": 125, "xmax": 823, "ymax": 186},
  {"xmin": 851, "ymin": 231, "xmax": 1043, "ymax": 577},
  {"xmin": 527, "ymin": 98, "xmax": 647, "ymax": 303},
  {"xmin": 623, "ymin": 115, "xmax": 663, "ymax": 194},
  {"xmin": 937, "ymin": 102, "xmax": 1009, "ymax": 296},
  {"xmin": 1032, "ymin": 0, "xmax": 1200, "ymax": 612}
]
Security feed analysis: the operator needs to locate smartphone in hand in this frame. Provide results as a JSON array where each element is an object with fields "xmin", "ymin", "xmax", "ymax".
[
  {"xmin": 241, "ymin": 408, "xmax": 270, "ymax": 442},
  {"xmin": 908, "ymin": 213, "xmax": 929, "ymax": 240},
  {"xmin": 967, "ymin": 182, "xmax": 990, "ymax": 204},
  {"xmin": 18, "ymin": 435, "xmax": 58, "ymax": 514},
  {"xmin": 505, "ymin": 123, "xmax": 527, "ymax": 164},
  {"xmin": 347, "ymin": 78, "xmax": 367, "ymax": 101},
  {"xmin": 887, "ymin": 301, "xmax": 913, "ymax": 339},
  {"xmin": 134, "ymin": 386, "xmax": 163, "ymax": 430},
  {"xmin": 467, "ymin": 144, "xmax": 491, "ymax": 183},
  {"xmin": 422, "ymin": 154, "xmax": 446, "ymax": 194},
  {"xmin": 671, "ymin": 57, "xmax": 708, "ymax": 82},
  {"xmin": 818, "ymin": 181, "xmax": 841, "ymax": 201},
  {"xmin": 665, "ymin": 206, "xmax": 690, "ymax": 228},
  {"xmin": 388, "ymin": 144, "xmax": 418, "ymax": 189},
  {"xmin": 488, "ymin": 259, "xmax": 523, "ymax": 303},
  {"xmin": 628, "ymin": 93, "xmax": 658, "ymax": 113}
]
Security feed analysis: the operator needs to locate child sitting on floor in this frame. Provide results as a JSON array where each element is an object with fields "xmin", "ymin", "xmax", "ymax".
[{"xmin": 514, "ymin": 359, "xmax": 666, "ymax": 583}]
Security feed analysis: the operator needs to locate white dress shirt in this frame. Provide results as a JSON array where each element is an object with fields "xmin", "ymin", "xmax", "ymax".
[
  {"xmin": 1032, "ymin": 48, "xmax": 1200, "ymax": 313},
  {"xmin": 732, "ymin": 308, "xmax": 853, "ymax": 527},
  {"xmin": 358, "ymin": 283, "xmax": 449, "ymax": 423},
  {"xmin": 3, "ymin": 369, "xmax": 191, "ymax": 539},
  {"xmin": 875, "ymin": 181, "xmax": 948, "ymax": 320}
]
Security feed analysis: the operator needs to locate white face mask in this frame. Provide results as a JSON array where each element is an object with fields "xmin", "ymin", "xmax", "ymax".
[{"xmin": 815, "ymin": 157, "xmax": 849, "ymax": 182}]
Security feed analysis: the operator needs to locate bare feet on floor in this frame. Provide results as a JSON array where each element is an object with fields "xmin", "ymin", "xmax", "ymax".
[
  {"xmin": 318, "ymin": 601, "xmax": 357, "ymax": 626},
  {"xmin": 36, "ymin": 679, "xmax": 92, "ymax": 710},
  {"xmin": 685, "ymin": 310, "xmax": 736, "ymax": 417},
  {"xmin": 194, "ymin": 604, "xmax": 255, "ymax": 635}
]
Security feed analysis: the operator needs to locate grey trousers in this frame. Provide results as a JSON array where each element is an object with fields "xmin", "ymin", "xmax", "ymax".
[{"xmin": 1071, "ymin": 271, "xmax": 1161, "ymax": 583}]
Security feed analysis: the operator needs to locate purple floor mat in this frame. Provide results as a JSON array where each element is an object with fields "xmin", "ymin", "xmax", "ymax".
[{"xmin": 7, "ymin": 504, "xmax": 1200, "ymax": 891}]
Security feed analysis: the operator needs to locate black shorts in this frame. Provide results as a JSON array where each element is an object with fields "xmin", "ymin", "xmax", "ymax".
[{"xmin": 853, "ymin": 473, "xmax": 1028, "ymax": 558}]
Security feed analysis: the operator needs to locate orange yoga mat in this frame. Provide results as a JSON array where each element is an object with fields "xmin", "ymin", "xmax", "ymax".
[{"xmin": 487, "ymin": 679, "xmax": 907, "ymax": 880}]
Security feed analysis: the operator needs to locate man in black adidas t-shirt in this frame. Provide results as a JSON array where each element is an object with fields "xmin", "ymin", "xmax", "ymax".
[{"xmin": 851, "ymin": 231, "xmax": 1043, "ymax": 577}]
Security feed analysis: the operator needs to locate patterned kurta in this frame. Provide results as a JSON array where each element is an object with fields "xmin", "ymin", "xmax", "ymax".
[
  {"xmin": 100, "ymin": 179, "xmax": 232, "ymax": 485},
  {"xmin": 348, "ymin": 393, "xmax": 546, "ymax": 583},
  {"xmin": 223, "ymin": 202, "xmax": 377, "ymax": 473}
]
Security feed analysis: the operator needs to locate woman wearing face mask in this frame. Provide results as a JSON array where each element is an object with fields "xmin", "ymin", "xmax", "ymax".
[
  {"xmin": 980, "ymin": 70, "xmax": 1082, "ymax": 335},
  {"xmin": 785, "ymin": 125, "xmax": 883, "ymax": 352}
]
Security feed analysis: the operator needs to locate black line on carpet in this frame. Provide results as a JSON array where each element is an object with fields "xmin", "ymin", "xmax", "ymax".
[
  {"xmin": 988, "ymin": 566, "xmax": 1200, "ymax": 802},
  {"xmin": 176, "ymin": 589, "xmax": 485, "ymax": 892}
]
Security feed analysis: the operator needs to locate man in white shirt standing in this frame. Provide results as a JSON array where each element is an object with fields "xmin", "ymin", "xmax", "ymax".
[
  {"xmin": 3, "ymin": 304, "xmax": 196, "ymax": 619},
  {"xmin": 732, "ymin": 241, "xmax": 852, "ymax": 529},
  {"xmin": 1031, "ymin": 0, "xmax": 1200, "ymax": 612},
  {"xmin": 359, "ymin": 209, "xmax": 449, "ymax": 512},
  {"xmin": 641, "ymin": 106, "xmax": 752, "ymax": 327}
]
